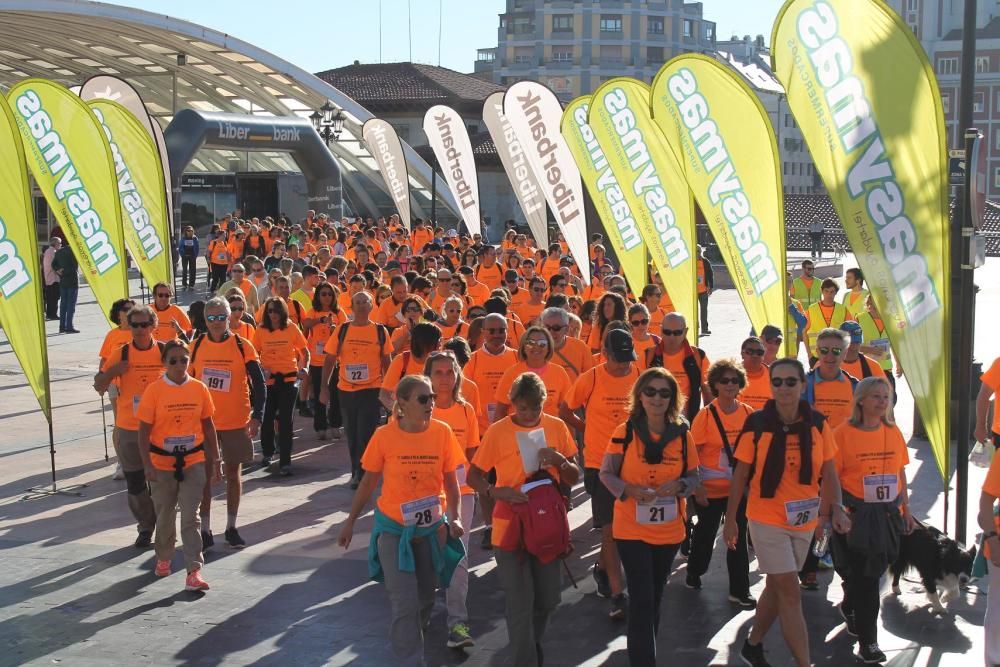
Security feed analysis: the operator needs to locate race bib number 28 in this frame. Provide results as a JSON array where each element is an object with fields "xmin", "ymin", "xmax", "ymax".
[{"xmin": 400, "ymin": 495, "xmax": 441, "ymax": 527}]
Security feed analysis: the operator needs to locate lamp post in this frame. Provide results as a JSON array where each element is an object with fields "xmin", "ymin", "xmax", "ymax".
[{"xmin": 309, "ymin": 100, "xmax": 346, "ymax": 146}]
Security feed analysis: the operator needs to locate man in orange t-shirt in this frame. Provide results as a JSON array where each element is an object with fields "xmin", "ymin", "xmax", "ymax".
[
  {"xmin": 464, "ymin": 313, "xmax": 519, "ymax": 432},
  {"xmin": 542, "ymin": 307, "xmax": 594, "ymax": 383},
  {"xmin": 648, "ymin": 313, "xmax": 711, "ymax": 422},
  {"xmin": 807, "ymin": 328, "xmax": 858, "ymax": 430},
  {"xmin": 474, "ymin": 245, "xmax": 504, "ymax": 291},
  {"xmin": 974, "ymin": 354, "xmax": 1000, "ymax": 449},
  {"xmin": 151, "ymin": 283, "xmax": 193, "ymax": 343},
  {"xmin": 376, "ymin": 275, "xmax": 409, "ymax": 331},
  {"xmin": 739, "ymin": 337, "xmax": 772, "ymax": 411}
]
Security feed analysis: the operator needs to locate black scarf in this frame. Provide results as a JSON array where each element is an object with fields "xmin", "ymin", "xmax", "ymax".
[
  {"xmin": 759, "ymin": 400, "xmax": 815, "ymax": 499},
  {"xmin": 633, "ymin": 417, "xmax": 687, "ymax": 465}
]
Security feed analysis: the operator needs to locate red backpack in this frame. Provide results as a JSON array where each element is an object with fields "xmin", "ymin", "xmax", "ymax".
[{"xmin": 494, "ymin": 470, "xmax": 572, "ymax": 564}]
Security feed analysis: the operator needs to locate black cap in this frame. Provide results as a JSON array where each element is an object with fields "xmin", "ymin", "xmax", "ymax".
[
  {"xmin": 760, "ymin": 325, "xmax": 783, "ymax": 340},
  {"xmin": 604, "ymin": 329, "xmax": 637, "ymax": 363}
]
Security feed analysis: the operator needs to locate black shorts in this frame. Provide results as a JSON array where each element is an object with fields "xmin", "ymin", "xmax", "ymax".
[
  {"xmin": 993, "ymin": 431, "xmax": 1000, "ymax": 449},
  {"xmin": 584, "ymin": 467, "xmax": 615, "ymax": 529}
]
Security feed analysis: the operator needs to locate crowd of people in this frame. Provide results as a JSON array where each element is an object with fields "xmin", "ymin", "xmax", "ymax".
[{"xmin": 85, "ymin": 209, "xmax": 999, "ymax": 667}]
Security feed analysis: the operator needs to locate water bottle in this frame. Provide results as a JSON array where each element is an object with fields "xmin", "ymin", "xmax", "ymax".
[
  {"xmin": 970, "ymin": 441, "xmax": 993, "ymax": 468},
  {"xmin": 812, "ymin": 521, "xmax": 832, "ymax": 557}
]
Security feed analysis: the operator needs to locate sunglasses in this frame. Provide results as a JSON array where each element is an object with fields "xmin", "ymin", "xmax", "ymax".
[
  {"xmin": 525, "ymin": 339, "xmax": 549, "ymax": 348},
  {"xmin": 641, "ymin": 387, "xmax": 673, "ymax": 399},
  {"xmin": 130, "ymin": 321, "xmax": 152, "ymax": 328},
  {"xmin": 770, "ymin": 377, "xmax": 801, "ymax": 388},
  {"xmin": 661, "ymin": 328, "xmax": 685, "ymax": 337},
  {"xmin": 229, "ymin": 306, "xmax": 245, "ymax": 312},
  {"xmin": 414, "ymin": 394, "xmax": 435, "ymax": 405},
  {"xmin": 716, "ymin": 377, "xmax": 741, "ymax": 385},
  {"xmin": 485, "ymin": 327, "xmax": 507, "ymax": 334},
  {"xmin": 544, "ymin": 324, "xmax": 565, "ymax": 333},
  {"xmin": 817, "ymin": 346, "xmax": 843, "ymax": 357},
  {"xmin": 167, "ymin": 356, "xmax": 190, "ymax": 365},
  {"xmin": 742, "ymin": 348, "xmax": 765, "ymax": 356},
  {"xmin": 205, "ymin": 314, "xmax": 227, "ymax": 322},
  {"xmin": 630, "ymin": 319, "xmax": 649, "ymax": 327}
]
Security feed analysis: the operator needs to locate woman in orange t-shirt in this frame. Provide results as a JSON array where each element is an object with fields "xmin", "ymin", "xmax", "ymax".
[
  {"xmin": 599, "ymin": 368, "xmax": 699, "ymax": 666},
  {"xmin": 687, "ymin": 360, "xmax": 755, "ymax": 606},
  {"xmin": 302, "ymin": 283, "xmax": 347, "ymax": 439},
  {"xmin": 588, "ymin": 292, "xmax": 627, "ymax": 353},
  {"xmin": 381, "ymin": 323, "xmax": 441, "ymax": 410},
  {"xmin": 628, "ymin": 304, "xmax": 658, "ymax": 372},
  {"xmin": 253, "ymin": 297, "xmax": 309, "ymax": 474},
  {"xmin": 337, "ymin": 375, "xmax": 464, "ymax": 663},
  {"xmin": 831, "ymin": 376, "xmax": 914, "ymax": 662},
  {"xmin": 98, "ymin": 298, "xmax": 136, "ymax": 430},
  {"xmin": 436, "ymin": 295, "xmax": 467, "ymax": 342},
  {"xmin": 493, "ymin": 326, "xmax": 572, "ymax": 421}
]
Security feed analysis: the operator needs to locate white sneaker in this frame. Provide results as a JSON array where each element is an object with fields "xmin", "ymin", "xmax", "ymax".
[
  {"xmin": 112, "ymin": 463, "xmax": 124, "ymax": 480},
  {"xmin": 317, "ymin": 429, "xmax": 327, "ymax": 440}
]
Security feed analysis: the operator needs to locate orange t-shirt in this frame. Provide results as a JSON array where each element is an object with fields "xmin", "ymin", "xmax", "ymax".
[
  {"xmin": 208, "ymin": 238, "xmax": 229, "ymax": 265},
  {"xmin": 381, "ymin": 352, "xmax": 428, "ymax": 392},
  {"xmin": 325, "ymin": 322, "xmax": 391, "ymax": 392},
  {"xmin": 839, "ymin": 354, "xmax": 887, "ymax": 381},
  {"xmin": 550, "ymin": 336, "xmax": 595, "ymax": 384},
  {"xmin": 655, "ymin": 347, "xmax": 710, "ymax": 415},
  {"xmin": 188, "ymin": 333, "xmax": 258, "ymax": 431},
  {"xmin": 493, "ymin": 361, "xmax": 572, "ymax": 416},
  {"xmin": 152, "ymin": 304, "xmax": 192, "ymax": 343},
  {"xmin": 513, "ymin": 301, "xmax": 545, "ymax": 327},
  {"xmin": 434, "ymin": 400, "xmax": 481, "ymax": 495},
  {"xmin": 473, "ymin": 414, "xmax": 577, "ymax": 546},
  {"xmin": 982, "ymin": 451, "xmax": 1000, "ymax": 558},
  {"xmin": 740, "ymin": 366, "xmax": 773, "ymax": 412},
  {"xmin": 231, "ymin": 320, "xmax": 256, "ymax": 340},
  {"xmin": 508, "ymin": 288, "xmax": 530, "ymax": 314},
  {"xmin": 982, "ymin": 356, "xmax": 1000, "ymax": 434},
  {"xmin": 690, "ymin": 401, "xmax": 754, "ymax": 498},
  {"xmin": 377, "ymin": 297, "xmax": 407, "ymax": 330},
  {"xmin": 608, "ymin": 422, "xmax": 700, "ymax": 544},
  {"xmin": 99, "ymin": 328, "xmax": 133, "ymax": 361},
  {"xmin": 136, "ymin": 376, "xmax": 215, "ymax": 471},
  {"xmin": 436, "ymin": 320, "xmax": 468, "ymax": 342},
  {"xmin": 465, "ymin": 346, "xmax": 519, "ymax": 429},
  {"xmin": 632, "ymin": 335, "xmax": 657, "ymax": 371},
  {"xmin": 305, "ymin": 309, "xmax": 348, "ymax": 367},
  {"xmin": 475, "ymin": 262, "xmax": 504, "ymax": 291},
  {"xmin": 252, "ymin": 325, "xmax": 308, "ymax": 377},
  {"xmin": 565, "ymin": 363, "xmax": 641, "ymax": 469},
  {"xmin": 810, "ymin": 371, "xmax": 856, "ymax": 429},
  {"xmin": 734, "ymin": 421, "xmax": 838, "ymax": 531},
  {"xmin": 255, "ymin": 297, "xmax": 303, "ymax": 327},
  {"xmin": 361, "ymin": 419, "xmax": 462, "ymax": 525},
  {"xmin": 465, "ymin": 281, "xmax": 491, "ymax": 306},
  {"xmin": 833, "ymin": 422, "xmax": 909, "ymax": 501},
  {"xmin": 103, "ymin": 341, "xmax": 165, "ymax": 431}
]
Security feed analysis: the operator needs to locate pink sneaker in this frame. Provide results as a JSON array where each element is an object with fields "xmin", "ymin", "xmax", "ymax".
[
  {"xmin": 154, "ymin": 560, "xmax": 170, "ymax": 577},
  {"xmin": 184, "ymin": 569, "xmax": 210, "ymax": 592}
]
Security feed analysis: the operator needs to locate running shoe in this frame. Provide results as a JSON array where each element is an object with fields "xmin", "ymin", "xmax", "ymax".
[
  {"xmin": 729, "ymin": 592, "xmax": 757, "ymax": 609},
  {"xmin": 857, "ymin": 643, "xmax": 886, "ymax": 664},
  {"xmin": 685, "ymin": 573, "xmax": 702, "ymax": 590},
  {"xmin": 740, "ymin": 639, "xmax": 771, "ymax": 667},
  {"xmin": 154, "ymin": 560, "xmax": 170, "ymax": 577},
  {"xmin": 184, "ymin": 569, "xmax": 210, "ymax": 592},
  {"xmin": 112, "ymin": 463, "xmax": 124, "ymax": 480},
  {"xmin": 609, "ymin": 593, "xmax": 627, "ymax": 620},
  {"xmin": 134, "ymin": 530, "xmax": 153, "ymax": 549},
  {"xmin": 446, "ymin": 623, "xmax": 475, "ymax": 649},
  {"xmin": 592, "ymin": 563, "xmax": 611, "ymax": 598},
  {"xmin": 224, "ymin": 527, "xmax": 246, "ymax": 549}
]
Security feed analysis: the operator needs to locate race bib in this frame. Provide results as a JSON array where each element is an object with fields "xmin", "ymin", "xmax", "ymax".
[
  {"xmin": 218, "ymin": 252, "xmax": 227, "ymax": 260},
  {"xmin": 863, "ymin": 474, "xmax": 899, "ymax": 503},
  {"xmin": 400, "ymin": 495, "xmax": 442, "ymax": 527},
  {"xmin": 315, "ymin": 341, "xmax": 326, "ymax": 356},
  {"xmin": 345, "ymin": 363, "xmax": 369, "ymax": 383},
  {"xmin": 163, "ymin": 434, "xmax": 196, "ymax": 453},
  {"xmin": 132, "ymin": 395, "xmax": 141, "ymax": 414},
  {"xmin": 637, "ymin": 496, "xmax": 678, "ymax": 524},
  {"xmin": 871, "ymin": 339, "xmax": 890, "ymax": 360},
  {"xmin": 785, "ymin": 498, "xmax": 821, "ymax": 527},
  {"xmin": 202, "ymin": 367, "xmax": 232, "ymax": 393}
]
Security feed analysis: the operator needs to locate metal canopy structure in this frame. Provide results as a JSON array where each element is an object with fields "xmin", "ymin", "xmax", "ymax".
[{"xmin": 0, "ymin": 0, "xmax": 459, "ymax": 220}]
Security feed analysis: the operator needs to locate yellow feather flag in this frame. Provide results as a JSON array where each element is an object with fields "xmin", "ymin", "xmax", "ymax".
[{"xmin": 772, "ymin": 0, "xmax": 950, "ymax": 480}]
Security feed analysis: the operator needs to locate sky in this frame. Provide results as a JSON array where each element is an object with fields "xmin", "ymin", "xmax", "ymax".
[{"xmin": 110, "ymin": 0, "xmax": 788, "ymax": 74}]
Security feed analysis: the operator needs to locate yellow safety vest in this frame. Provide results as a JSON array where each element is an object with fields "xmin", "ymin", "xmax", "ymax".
[
  {"xmin": 855, "ymin": 311, "xmax": 893, "ymax": 370},
  {"xmin": 805, "ymin": 302, "xmax": 849, "ymax": 357},
  {"xmin": 841, "ymin": 289, "xmax": 869, "ymax": 317},
  {"xmin": 792, "ymin": 276, "xmax": 822, "ymax": 310}
]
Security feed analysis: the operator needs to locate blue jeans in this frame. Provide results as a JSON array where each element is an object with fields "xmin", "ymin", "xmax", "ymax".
[{"xmin": 59, "ymin": 285, "xmax": 78, "ymax": 330}]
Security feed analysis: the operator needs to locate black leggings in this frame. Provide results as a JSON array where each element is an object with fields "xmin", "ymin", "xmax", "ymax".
[
  {"xmin": 309, "ymin": 365, "xmax": 342, "ymax": 431},
  {"xmin": 616, "ymin": 539, "xmax": 681, "ymax": 667},
  {"xmin": 208, "ymin": 263, "xmax": 228, "ymax": 292},
  {"xmin": 181, "ymin": 255, "xmax": 197, "ymax": 287},
  {"xmin": 833, "ymin": 532, "xmax": 883, "ymax": 644},
  {"xmin": 261, "ymin": 379, "xmax": 296, "ymax": 466},
  {"xmin": 687, "ymin": 496, "xmax": 750, "ymax": 595}
]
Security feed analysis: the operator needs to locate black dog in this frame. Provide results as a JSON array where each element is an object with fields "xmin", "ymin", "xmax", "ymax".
[{"xmin": 889, "ymin": 520, "xmax": 976, "ymax": 612}]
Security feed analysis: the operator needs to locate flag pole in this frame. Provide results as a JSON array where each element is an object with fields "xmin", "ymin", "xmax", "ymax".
[{"xmin": 21, "ymin": 385, "xmax": 87, "ymax": 501}]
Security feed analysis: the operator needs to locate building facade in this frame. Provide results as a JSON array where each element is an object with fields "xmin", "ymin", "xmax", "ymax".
[{"xmin": 474, "ymin": 0, "xmax": 717, "ymax": 99}]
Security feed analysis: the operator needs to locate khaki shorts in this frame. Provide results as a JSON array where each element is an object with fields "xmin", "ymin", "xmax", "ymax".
[
  {"xmin": 114, "ymin": 428, "xmax": 144, "ymax": 472},
  {"xmin": 218, "ymin": 428, "xmax": 254, "ymax": 465},
  {"xmin": 747, "ymin": 519, "xmax": 812, "ymax": 574}
]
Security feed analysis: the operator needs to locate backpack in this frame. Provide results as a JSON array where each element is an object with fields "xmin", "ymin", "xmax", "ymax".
[
  {"xmin": 494, "ymin": 470, "xmax": 572, "ymax": 564},
  {"xmin": 120, "ymin": 340, "xmax": 165, "ymax": 361},
  {"xmin": 648, "ymin": 343, "xmax": 706, "ymax": 421},
  {"xmin": 336, "ymin": 320, "xmax": 388, "ymax": 351},
  {"xmin": 803, "ymin": 369, "xmax": 859, "ymax": 405},
  {"xmin": 610, "ymin": 419, "xmax": 689, "ymax": 479},
  {"xmin": 189, "ymin": 332, "xmax": 246, "ymax": 365}
]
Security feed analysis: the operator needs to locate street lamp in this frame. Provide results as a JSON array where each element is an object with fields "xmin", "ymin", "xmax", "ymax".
[{"xmin": 310, "ymin": 100, "xmax": 346, "ymax": 145}]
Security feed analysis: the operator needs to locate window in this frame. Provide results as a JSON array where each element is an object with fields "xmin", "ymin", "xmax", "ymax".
[
  {"xmin": 648, "ymin": 17, "xmax": 664, "ymax": 35},
  {"xmin": 907, "ymin": 0, "xmax": 918, "ymax": 9},
  {"xmin": 683, "ymin": 19, "xmax": 693, "ymax": 38},
  {"xmin": 977, "ymin": 56, "xmax": 990, "ymax": 73},
  {"xmin": 513, "ymin": 46, "xmax": 533, "ymax": 64},
  {"xmin": 552, "ymin": 48, "xmax": 573, "ymax": 63},
  {"xmin": 974, "ymin": 92, "xmax": 985, "ymax": 113},
  {"xmin": 600, "ymin": 45, "xmax": 623, "ymax": 63},
  {"xmin": 511, "ymin": 17, "xmax": 533, "ymax": 34},
  {"xmin": 600, "ymin": 15, "xmax": 623, "ymax": 33},
  {"xmin": 783, "ymin": 162, "xmax": 789, "ymax": 175},
  {"xmin": 994, "ymin": 166, "xmax": 1000, "ymax": 188},
  {"xmin": 941, "ymin": 92, "xmax": 951, "ymax": 114},
  {"xmin": 995, "ymin": 128, "xmax": 1000, "ymax": 151},
  {"xmin": 477, "ymin": 49, "xmax": 495, "ymax": 62},
  {"xmin": 392, "ymin": 124, "xmax": 410, "ymax": 143},
  {"xmin": 647, "ymin": 46, "xmax": 665, "ymax": 63},
  {"xmin": 937, "ymin": 57, "xmax": 959, "ymax": 75},
  {"xmin": 705, "ymin": 23, "xmax": 715, "ymax": 41},
  {"xmin": 552, "ymin": 15, "xmax": 573, "ymax": 33}
]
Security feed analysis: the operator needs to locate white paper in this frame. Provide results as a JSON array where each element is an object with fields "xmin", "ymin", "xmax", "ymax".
[
  {"xmin": 521, "ymin": 478, "xmax": 553, "ymax": 493},
  {"xmin": 516, "ymin": 428, "xmax": 547, "ymax": 474}
]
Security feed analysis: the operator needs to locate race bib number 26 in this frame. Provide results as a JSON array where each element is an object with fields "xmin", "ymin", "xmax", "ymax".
[{"xmin": 784, "ymin": 498, "xmax": 821, "ymax": 527}]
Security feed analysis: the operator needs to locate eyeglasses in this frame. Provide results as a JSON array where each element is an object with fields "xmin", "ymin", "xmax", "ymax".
[
  {"xmin": 130, "ymin": 321, "xmax": 152, "ymax": 328},
  {"xmin": 544, "ymin": 324, "xmax": 565, "ymax": 333},
  {"xmin": 770, "ymin": 377, "xmax": 801, "ymax": 388},
  {"xmin": 230, "ymin": 306, "xmax": 245, "ymax": 312},
  {"xmin": 661, "ymin": 328, "xmax": 685, "ymax": 337},
  {"xmin": 485, "ymin": 327, "xmax": 507, "ymax": 334},
  {"xmin": 641, "ymin": 387, "xmax": 673, "ymax": 399},
  {"xmin": 205, "ymin": 314, "xmax": 227, "ymax": 322},
  {"xmin": 525, "ymin": 339, "xmax": 549, "ymax": 348},
  {"xmin": 742, "ymin": 348, "xmax": 765, "ymax": 357},
  {"xmin": 414, "ymin": 394, "xmax": 435, "ymax": 405},
  {"xmin": 167, "ymin": 356, "xmax": 190, "ymax": 365},
  {"xmin": 716, "ymin": 377, "xmax": 741, "ymax": 385},
  {"xmin": 817, "ymin": 346, "xmax": 843, "ymax": 357},
  {"xmin": 630, "ymin": 319, "xmax": 649, "ymax": 327}
]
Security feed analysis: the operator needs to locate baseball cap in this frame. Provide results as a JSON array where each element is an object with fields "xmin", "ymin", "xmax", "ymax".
[
  {"xmin": 559, "ymin": 255, "xmax": 575, "ymax": 266},
  {"xmin": 604, "ymin": 329, "xmax": 637, "ymax": 363},
  {"xmin": 840, "ymin": 321, "xmax": 863, "ymax": 344},
  {"xmin": 384, "ymin": 260, "xmax": 401, "ymax": 271},
  {"xmin": 760, "ymin": 325, "xmax": 783, "ymax": 341},
  {"xmin": 446, "ymin": 229, "xmax": 458, "ymax": 238}
]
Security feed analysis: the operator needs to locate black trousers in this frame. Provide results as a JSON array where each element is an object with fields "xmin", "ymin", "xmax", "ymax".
[
  {"xmin": 309, "ymin": 365, "xmax": 342, "ymax": 431},
  {"xmin": 208, "ymin": 262, "xmax": 228, "ymax": 292},
  {"xmin": 181, "ymin": 255, "xmax": 197, "ymax": 288},
  {"xmin": 810, "ymin": 233, "xmax": 824, "ymax": 258},
  {"xmin": 687, "ymin": 496, "xmax": 750, "ymax": 596},
  {"xmin": 44, "ymin": 282, "xmax": 60, "ymax": 319},
  {"xmin": 616, "ymin": 539, "xmax": 681, "ymax": 667},
  {"xmin": 698, "ymin": 291, "xmax": 710, "ymax": 331},
  {"xmin": 339, "ymin": 388, "xmax": 381, "ymax": 478},
  {"xmin": 833, "ymin": 532, "xmax": 882, "ymax": 645},
  {"xmin": 261, "ymin": 379, "xmax": 296, "ymax": 466}
]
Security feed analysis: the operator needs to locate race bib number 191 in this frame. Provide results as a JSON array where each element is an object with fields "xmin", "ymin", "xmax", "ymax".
[{"xmin": 202, "ymin": 367, "xmax": 232, "ymax": 393}]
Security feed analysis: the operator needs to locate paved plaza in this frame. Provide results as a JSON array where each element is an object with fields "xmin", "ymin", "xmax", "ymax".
[{"xmin": 0, "ymin": 255, "xmax": 994, "ymax": 667}]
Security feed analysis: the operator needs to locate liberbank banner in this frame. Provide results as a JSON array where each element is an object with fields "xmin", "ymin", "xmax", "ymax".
[
  {"xmin": 772, "ymin": 0, "xmax": 951, "ymax": 480},
  {"xmin": 503, "ymin": 82, "xmax": 590, "ymax": 285},
  {"xmin": 89, "ymin": 99, "xmax": 172, "ymax": 289},
  {"xmin": 362, "ymin": 118, "xmax": 412, "ymax": 230},
  {"xmin": 587, "ymin": 78, "xmax": 697, "ymax": 340},
  {"xmin": 423, "ymin": 105, "xmax": 481, "ymax": 237},
  {"xmin": 651, "ymin": 55, "xmax": 786, "ymax": 338},
  {"xmin": 483, "ymin": 92, "xmax": 549, "ymax": 248},
  {"xmin": 8, "ymin": 79, "xmax": 127, "ymax": 326},
  {"xmin": 0, "ymin": 94, "xmax": 50, "ymax": 418},
  {"xmin": 560, "ymin": 96, "xmax": 648, "ymax": 293}
]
